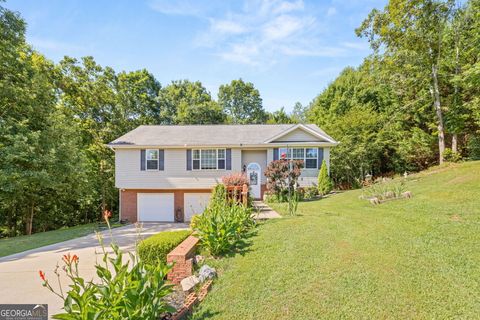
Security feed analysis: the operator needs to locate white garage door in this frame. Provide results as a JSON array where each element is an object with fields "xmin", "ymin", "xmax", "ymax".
[
  {"xmin": 137, "ymin": 193, "xmax": 174, "ymax": 222},
  {"xmin": 184, "ymin": 193, "xmax": 211, "ymax": 222}
]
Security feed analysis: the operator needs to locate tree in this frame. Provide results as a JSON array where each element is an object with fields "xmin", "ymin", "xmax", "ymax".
[
  {"xmin": 160, "ymin": 80, "xmax": 225, "ymax": 124},
  {"xmin": 267, "ymin": 107, "xmax": 293, "ymax": 124},
  {"xmin": 0, "ymin": 4, "xmax": 88, "ymax": 235},
  {"xmin": 218, "ymin": 79, "xmax": 267, "ymax": 124},
  {"xmin": 317, "ymin": 160, "xmax": 333, "ymax": 196},
  {"xmin": 356, "ymin": 0, "xmax": 456, "ymax": 164},
  {"xmin": 291, "ymin": 102, "xmax": 307, "ymax": 123}
]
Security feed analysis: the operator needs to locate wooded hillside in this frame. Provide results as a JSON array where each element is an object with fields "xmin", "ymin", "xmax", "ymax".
[{"xmin": 1, "ymin": 0, "xmax": 479, "ymax": 236}]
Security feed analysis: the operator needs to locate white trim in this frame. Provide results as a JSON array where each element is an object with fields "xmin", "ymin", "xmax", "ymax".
[
  {"xmin": 263, "ymin": 124, "xmax": 336, "ymax": 144},
  {"xmin": 145, "ymin": 149, "xmax": 159, "ymax": 171},
  {"xmin": 192, "ymin": 148, "xmax": 226, "ymax": 171},
  {"xmin": 109, "ymin": 142, "xmax": 338, "ymax": 149}
]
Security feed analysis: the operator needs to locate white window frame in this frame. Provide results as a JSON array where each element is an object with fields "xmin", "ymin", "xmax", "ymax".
[
  {"xmin": 192, "ymin": 148, "xmax": 226, "ymax": 171},
  {"xmin": 279, "ymin": 147, "xmax": 318, "ymax": 169},
  {"xmin": 146, "ymin": 149, "xmax": 159, "ymax": 171}
]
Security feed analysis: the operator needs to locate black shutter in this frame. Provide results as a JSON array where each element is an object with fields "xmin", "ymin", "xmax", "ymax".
[
  {"xmin": 159, "ymin": 149, "xmax": 164, "ymax": 171},
  {"xmin": 318, "ymin": 148, "xmax": 324, "ymax": 169},
  {"xmin": 226, "ymin": 149, "xmax": 232, "ymax": 170},
  {"xmin": 273, "ymin": 148, "xmax": 279, "ymax": 160},
  {"xmin": 186, "ymin": 149, "xmax": 192, "ymax": 170},
  {"xmin": 140, "ymin": 149, "xmax": 146, "ymax": 171}
]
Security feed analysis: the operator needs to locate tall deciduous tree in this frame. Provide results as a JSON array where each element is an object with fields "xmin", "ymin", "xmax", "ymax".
[
  {"xmin": 160, "ymin": 80, "xmax": 225, "ymax": 124},
  {"xmin": 218, "ymin": 79, "xmax": 267, "ymax": 124},
  {"xmin": 357, "ymin": 0, "xmax": 456, "ymax": 164}
]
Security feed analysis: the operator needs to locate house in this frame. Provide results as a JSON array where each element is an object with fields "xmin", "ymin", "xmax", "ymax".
[{"xmin": 108, "ymin": 124, "xmax": 338, "ymax": 223}]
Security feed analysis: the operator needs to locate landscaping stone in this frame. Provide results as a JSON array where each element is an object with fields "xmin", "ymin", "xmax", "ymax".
[
  {"xmin": 402, "ymin": 191, "xmax": 413, "ymax": 198},
  {"xmin": 193, "ymin": 254, "xmax": 205, "ymax": 265},
  {"xmin": 198, "ymin": 265, "xmax": 216, "ymax": 282},
  {"xmin": 369, "ymin": 197, "xmax": 380, "ymax": 205},
  {"xmin": 181, "ymin": 275, "xmax": 199, "ymax": 292}
]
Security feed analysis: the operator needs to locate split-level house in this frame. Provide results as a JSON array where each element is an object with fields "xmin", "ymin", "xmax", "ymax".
[{"xmin": 108, "ymin": 124, "xmax": 338, "ymax": 223}]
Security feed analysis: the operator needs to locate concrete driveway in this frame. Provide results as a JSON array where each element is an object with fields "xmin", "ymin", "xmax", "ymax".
[{"xmin": 0, "ymin": 222, "xmax": 188, "ymax": 317}]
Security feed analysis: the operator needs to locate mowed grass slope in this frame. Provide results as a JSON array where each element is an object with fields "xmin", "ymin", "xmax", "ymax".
[
  {"xmin": 192, "ymin": 161, "xmax": 480, "ymax": 319},
  {"xmin": 0, "ymin": 222, "xmax": 121, "ymax": 258}
]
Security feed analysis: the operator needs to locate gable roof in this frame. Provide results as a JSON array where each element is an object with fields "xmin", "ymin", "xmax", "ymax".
[{"xmin": 108, "ymin": 124, "xmax": 338, "ymax": 148}]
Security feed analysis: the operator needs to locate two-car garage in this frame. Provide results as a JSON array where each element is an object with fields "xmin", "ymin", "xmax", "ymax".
[{"xmin": 136, "ymin": 192, "xmax": 210, "ymax": 222}]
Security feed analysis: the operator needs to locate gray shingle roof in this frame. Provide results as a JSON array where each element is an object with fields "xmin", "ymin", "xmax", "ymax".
[{"xmin": 108, "ymin": 124, "xmax": 336, "ymax": 147}]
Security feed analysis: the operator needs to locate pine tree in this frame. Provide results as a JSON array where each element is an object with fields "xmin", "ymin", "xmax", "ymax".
[{"xmin": 317, "ymin": 160, "xmax": 333, "ymax": 196}]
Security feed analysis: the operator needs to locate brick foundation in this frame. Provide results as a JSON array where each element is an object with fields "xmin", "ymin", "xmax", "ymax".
[
  {"xmin": 167, "ymin": 235, "xmax": 199, "ymax": 284},
  {"xmin": 119, "ymin": 189, "xmax": 212, "ymax": 223}
]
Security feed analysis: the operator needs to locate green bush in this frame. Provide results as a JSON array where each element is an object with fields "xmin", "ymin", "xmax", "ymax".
[
  {"xmin": 193, "ymin": 188, "xmax": 254, "ymax": 256},
  {"xmin": 41, "ymin": 223, "xmax": 174, "ymax": 319},
  {"xmin": 317, "ymin": 160, "xmax": 333, "ymax": 196},
  {"xmin": 443, "ymin": 148, "xmax": 462, "ymax": 163},
  {"xmin": 467, "ymin": 135, "xmax": 480, "ymax": 160},
  {"xmin": 303, "ymin": 186, "xmax": 319, "ymax": 200},
  {"xmin": 138, "ymin": 230, "xmax": 191, "ymax": 265}
]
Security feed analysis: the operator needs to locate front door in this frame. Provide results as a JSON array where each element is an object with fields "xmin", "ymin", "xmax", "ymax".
[{"xmin": 247, "ymin": 162, "xmax": 261, "ymax": 199}]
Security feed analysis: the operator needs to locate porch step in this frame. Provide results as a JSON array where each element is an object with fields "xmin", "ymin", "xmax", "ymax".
[{"xmin": 252, "ymin": 201, "xmax": 281, "ymax": 219}]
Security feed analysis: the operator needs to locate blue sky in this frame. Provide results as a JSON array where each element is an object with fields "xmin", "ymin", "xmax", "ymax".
[{"xmin": 5, "ymin": 0, "xmax": 387, "ymax": 112}]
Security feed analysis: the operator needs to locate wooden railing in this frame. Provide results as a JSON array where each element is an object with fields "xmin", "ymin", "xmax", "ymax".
[{"xmin": 225, "ymin": 184, "xmax": 249, "ymax": 206}]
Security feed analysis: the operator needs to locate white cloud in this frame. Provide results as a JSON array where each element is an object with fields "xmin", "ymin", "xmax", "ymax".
[
  {"xmin": 211, "ymin": 19, "xmax": 247, "ymax": 35},
  {"xmin": 262, "ymin": 15, "xmax": 311, "ymax": 41},
  {"xmin": 327, "ymin": 7, "xmax": 337, "ymax": 16}
]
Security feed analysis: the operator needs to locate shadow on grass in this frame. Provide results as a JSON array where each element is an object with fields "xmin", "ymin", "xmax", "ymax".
[
  {"xmin": 223, "ymin": 229, "xmax": 258, "ymax": 258},
  {"xmin": 189, "ymin": 308, "xmax": 221, "ymax": 320}
]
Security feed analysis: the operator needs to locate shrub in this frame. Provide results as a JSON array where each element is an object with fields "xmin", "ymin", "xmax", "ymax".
[
  {"xmin": 467, "ymin": 135, "xmax": 480, "ymax": 160},
  {"xmin": 303, "ymin": 186, "xmax": 319, "ymax": 200},
  {"xmin": 138, "ymin": 230, "xmax": 191, "ymax": 266},
  {"xmin": 362, "ymin": 179, "xmax": 406, "ymax": 201},
  {"xmin": 264, "ymin": 159, "xmax": 303, "ymax": 200},
  {"xmin": 443, "ymin": 148, "xmax": 462, "ymax": 163},
  {"xmin": 317, "ymin": 159, "xmax": 333, "ymax": 196},
  {"xmin": 193, "ymin": 195, "xmax": 254, "ymax": 256},
  {"xmin": 222, "ymin": 172, "xmax": 249, "ymax": 186},
  {"xmin": 210, "ymin": 183, "xmax": 227, "ymax": 205},
  {"xmin": 41, "ymin": 222, "xmax": 174, "ymax": 319}
]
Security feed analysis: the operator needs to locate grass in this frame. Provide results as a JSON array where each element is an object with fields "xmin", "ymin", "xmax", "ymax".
[
  {"xmin": 192, "ymin": 161, "xmax": 480, "ymax": 319},
  {"xmin": 0, "ymin": 221, "xmax": 122, "ymax": 258}
]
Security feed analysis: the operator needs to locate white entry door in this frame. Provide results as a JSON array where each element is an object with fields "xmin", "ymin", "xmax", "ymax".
[
  {"xmin": 247, "ymin": 162, "xmax": 261, "ymax": 199},
  {"xmin": 184, "ymin": 193, "xmax": 211, "ymax": 222},
  {"xmin": 137, "ymin": 193, "xmax": 174, "ymax": 222}
]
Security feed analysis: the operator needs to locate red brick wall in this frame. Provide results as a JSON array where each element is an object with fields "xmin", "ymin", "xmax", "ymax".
[
  {"xmin": 167, "ymin": 235, "xmax": 199, "ymax": 283},
  {"xmin": 120, "ymin": 189, "xmax": 212, "ymax": 223}
]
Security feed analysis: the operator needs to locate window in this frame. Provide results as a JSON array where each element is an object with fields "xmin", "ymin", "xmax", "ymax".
[
  {"xmin": 292, "ymin": 148, "xmax": 304, "ymax": 160},
  {"xmin": 192, "ymin": 149, "xmax": 226, "ymax": 170},
  {"xmin": 278, "ymin": 147, "xmax": 318, "ymax": 169},
  {"xmin": 146, "ymin": 149, "xmax": 159, "ymax": 170},
  {"xmin": 217, "ymin": 149, "xmax": 226, "ymax": 169},
  {"xmin": 192, "ymin": 150, "xmax": 200, "ymax": 170},
  {"xmin": 305, "ymin": 148, "xmax": 318, "ymax": 169},
  {"xmin": 201, "ymin": 149, "xmax": 217, "ymax": 169}
]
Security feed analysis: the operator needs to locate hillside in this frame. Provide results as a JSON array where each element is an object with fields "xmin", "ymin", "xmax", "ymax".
[{"xmin": 193, "ymin": 161, "xmax": 480, "ymax": 319}]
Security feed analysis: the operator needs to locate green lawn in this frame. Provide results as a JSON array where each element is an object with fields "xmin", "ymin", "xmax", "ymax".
[
  {"xmin": 0, "ymin": 222, "xmax": 121, "ymax": 258},
  {"xmin": 192, "ymin": 161, "xmax": 480, "ymax": 319}
]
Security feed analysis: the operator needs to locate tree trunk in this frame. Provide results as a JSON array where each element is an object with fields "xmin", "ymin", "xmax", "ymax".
[
  {"xmin": 432, "ymin": 63, "xmax": 445, "ymax": 164},
  {"xmin": 26, "ymin": 203, "xmax": 34, "ymax": 235},
  {"xmin": 452, "ymin": 134, "xmax": 458, "ymax": 153}
]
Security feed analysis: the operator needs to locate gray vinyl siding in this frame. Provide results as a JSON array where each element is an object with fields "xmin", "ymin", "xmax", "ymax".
[
  {"xmin": 115, "ymin": 148, "xmax": 241, "ymax": 189},
  {"xmin": 115, "ymin": 146, "xmax": 330, "ymax": 189},
  {"xmin": 272, "ymin": 128, "xmax": 323, "ymax": 142}
]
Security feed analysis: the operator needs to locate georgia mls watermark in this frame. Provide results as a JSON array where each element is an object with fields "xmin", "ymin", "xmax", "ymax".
[{"xmin": 0, "ymin": 305, "xmax": 47, "ymax": 320}]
